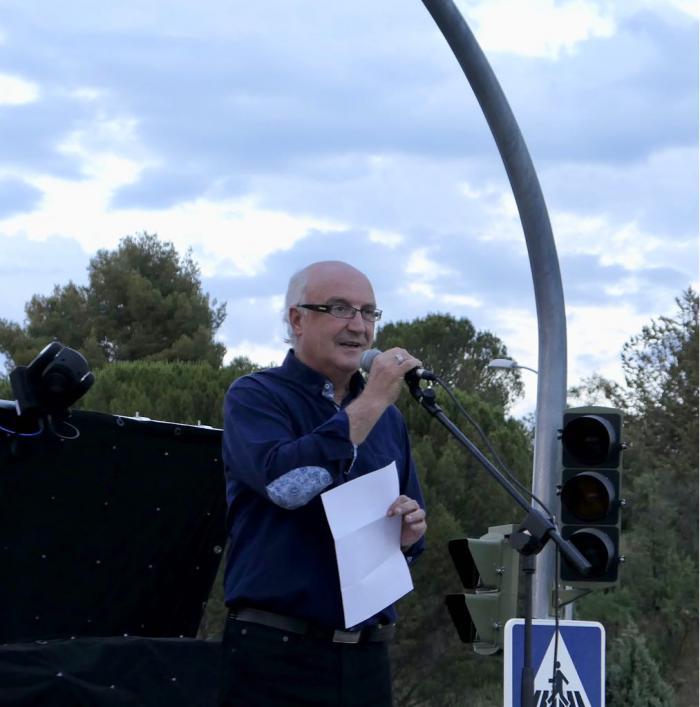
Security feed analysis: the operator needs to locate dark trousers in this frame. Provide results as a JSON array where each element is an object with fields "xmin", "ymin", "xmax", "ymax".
[{"xmin": 218, "ymin": 617, "xmax": 393, "ymax": 707}]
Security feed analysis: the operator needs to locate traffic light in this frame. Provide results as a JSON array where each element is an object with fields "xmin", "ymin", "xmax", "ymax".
[
  {"xmin": 558, "ymin": 406, "xmax": 624, "ymax": 588},
  {"xmin": 445, "ymin": 523, "xmax": 520, "ymax": 655}
]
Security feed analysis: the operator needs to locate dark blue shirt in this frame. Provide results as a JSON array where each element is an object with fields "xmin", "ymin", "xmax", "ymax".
[{"xmin": 222, "ymin": 349, "xmax": 425, "ymax": 629}]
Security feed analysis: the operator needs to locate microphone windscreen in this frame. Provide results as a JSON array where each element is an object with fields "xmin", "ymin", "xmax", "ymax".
[{"xmin": 360, "ymin": 348, "xmax": 382, "ymax": 373}]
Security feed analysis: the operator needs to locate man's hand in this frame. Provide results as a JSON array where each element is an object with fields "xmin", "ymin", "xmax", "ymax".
[
  {"xmin": 363, "ymin": 348, "xmax": 422, "ymax": 408},
  {"xmin": 387, "ymin": 495, "xmax": 427, "ymax": 551},
  {"xmin": 345, "ymin": 347, "xmax": 422, "ymax": 445}
]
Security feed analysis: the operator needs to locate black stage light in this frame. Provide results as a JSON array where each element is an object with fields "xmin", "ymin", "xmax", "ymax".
[{"xmin": 10, "ymin": 341, "xmax": 95, "ymax": 419}]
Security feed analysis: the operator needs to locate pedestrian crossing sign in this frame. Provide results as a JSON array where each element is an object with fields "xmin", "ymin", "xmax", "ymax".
[{"xmin": 504, "ymin": 619, "xmax": 605, "ymax": 707}]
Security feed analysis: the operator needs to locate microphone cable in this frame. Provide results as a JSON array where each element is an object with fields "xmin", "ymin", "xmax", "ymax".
[
  {"xmin": 420, "ymin": 373, "xmax": 578, "ymax": 685},
  {"xmin": 432, "ymin": 374, "xmax": 568, "ymax": 686},
  {"xmin": 0, "ymin": 415, "xmax": 80, "ymax": 440},
  {"xmin": 46, "ymin": 414, "xmax": 81, "ymax": 440},
  {"xmin": 0, "ymin": 420, "xmax": 43, "ymax": 437},
  {"xmin": 431, "ymin": 374, "xmax": 555, "ymax": 521}
]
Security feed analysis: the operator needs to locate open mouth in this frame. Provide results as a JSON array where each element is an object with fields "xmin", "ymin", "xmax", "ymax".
[{"xmin": 338, "ymin": 342, "xmax": 363, "ymax": 349}]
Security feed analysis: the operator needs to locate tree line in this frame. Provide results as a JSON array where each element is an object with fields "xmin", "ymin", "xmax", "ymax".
[{"xmin": 0, "ymin": 234, "xmax": 696, "ymax": 706}]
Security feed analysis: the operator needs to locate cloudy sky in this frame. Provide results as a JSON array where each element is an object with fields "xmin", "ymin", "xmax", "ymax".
[{"xmin": 0, "ymin": 0, "xmax": 697, "ymax": 416}]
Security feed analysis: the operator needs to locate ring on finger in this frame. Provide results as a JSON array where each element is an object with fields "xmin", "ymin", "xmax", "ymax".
[{"xmin": 395, "ymin": 353, "xmax": 406, "ymax": 364}]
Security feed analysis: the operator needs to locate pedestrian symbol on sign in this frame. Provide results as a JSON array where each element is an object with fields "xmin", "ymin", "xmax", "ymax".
[
  {"xmin": 504, "ymin": 619, "xmax": 605, "ymax": 707},
  {"xmin": 534, "ymin": 633, "xmax": 591, "ymax": 707},
  {"xmin": 548, "ymin": 662, "xmax": 569, "ymax": 703}
]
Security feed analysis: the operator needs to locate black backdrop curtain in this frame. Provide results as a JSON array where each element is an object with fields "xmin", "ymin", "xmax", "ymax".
[{"xmin": 0, "ymin": 403, "xmax": 226, "ymax": 705}]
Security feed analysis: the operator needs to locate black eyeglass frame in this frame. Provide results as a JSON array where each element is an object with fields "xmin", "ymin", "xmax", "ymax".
[{"xmin": 297, "ymin": 303, "xmax": 383, "ymax": 322}]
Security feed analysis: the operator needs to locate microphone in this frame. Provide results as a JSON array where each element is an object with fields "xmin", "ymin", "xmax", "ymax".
[{"xmin": 360, "ymin": 348, "xmax": 436, "ymax": 383}]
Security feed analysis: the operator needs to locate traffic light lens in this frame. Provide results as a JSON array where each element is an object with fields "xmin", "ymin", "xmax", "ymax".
[
  {"xmin": 568, "ymin": 528, "xmax": 615, "ymax": 577},
  {"xmin": 562, "ymin": 415, "xmax": 614, "ymax": 465},
  {"xmin": 561, "ymin": 472, "xmax": 615, "ymax": 522},
  {"xmin": 559, "ymin": 408, "xmax": 623, "ymax": 588}
]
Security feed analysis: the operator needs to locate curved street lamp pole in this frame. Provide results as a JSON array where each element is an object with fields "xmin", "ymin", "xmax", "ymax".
[{"xmin": 421, "ymin": 0, "xmax": 567, "ymax": 619}]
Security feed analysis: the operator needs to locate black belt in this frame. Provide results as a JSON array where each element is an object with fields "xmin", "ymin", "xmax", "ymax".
[{"xmin": 228, "ymin": 608, "xmax": 395, "ymax": 644}]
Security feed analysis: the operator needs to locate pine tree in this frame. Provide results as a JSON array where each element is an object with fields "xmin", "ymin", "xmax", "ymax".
[
  {"xmin": 572, "ymin": 289, "xmax": 698, "ymax": 704},
  {"xmin": 0, "ymin": 232, "xmax": 227, "ymax": 370},
  {"xmin": 607, "ymin": 623, "xmax": 675, "ymax": 707}
]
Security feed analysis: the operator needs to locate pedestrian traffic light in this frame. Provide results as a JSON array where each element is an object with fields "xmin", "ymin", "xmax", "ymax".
[
  {"xmin": 445, "ymin": 523, "xmax": 520, "ymax": 655},
  {"xmin": 558, "ymin": 406, "xmax": 624, "ymax": 588}
]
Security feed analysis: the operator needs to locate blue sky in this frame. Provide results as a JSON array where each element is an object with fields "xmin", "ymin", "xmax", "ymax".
[{"xmin": 0, "ymin": 0, "xmax": 697, "ymax": 415}]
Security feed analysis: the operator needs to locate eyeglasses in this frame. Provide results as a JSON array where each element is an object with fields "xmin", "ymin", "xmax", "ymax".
[{"xmin": 298, "ymin": 303, "xmax": 382, "ymax": 322}]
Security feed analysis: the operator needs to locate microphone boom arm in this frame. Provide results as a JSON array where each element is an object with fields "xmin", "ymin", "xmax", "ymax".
[{"xmin": 409, "ymin": 385, "xmax": 591, "ymax": 574}]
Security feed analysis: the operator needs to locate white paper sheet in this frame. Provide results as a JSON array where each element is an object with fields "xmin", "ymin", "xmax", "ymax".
[{"xmin": 321, "ymin": 461, "xmax": 414, "ymax": 628}]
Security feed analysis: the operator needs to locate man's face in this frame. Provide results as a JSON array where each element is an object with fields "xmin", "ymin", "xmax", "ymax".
[{"xmin": 290, "ymin": 263, "xmax": 376, "ymax": 382}]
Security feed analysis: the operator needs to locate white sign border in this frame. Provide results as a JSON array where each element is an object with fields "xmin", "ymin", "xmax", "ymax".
[{"xmin": 504, "ymin": 618, "xmax": 606, "ymax": 707}]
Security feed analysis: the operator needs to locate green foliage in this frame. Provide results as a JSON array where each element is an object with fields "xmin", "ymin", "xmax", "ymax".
[
  {"xmin": 572, "ymin": 289, "xmax": 698, "ymax": 704},
  {"xmin": 395, "ymin": 384, "xmax": 532, "ymax": 539},
  {"xmin": 382, "ymin": 326, "xmax": 532, "ymax": 704},
  {"xmin": 3, "ymin": 227, "xmax": 693, "ymax": 706},
  {"xmin": 376, "ymin": 313, "xmax": 524, "ymax": 411},
  {"xmin": 391, "ymin": 495, "xmax": 505, "ymax": 707},
  {"xmin": 78, "ymin": 357, "xmax": 257, "ymax": 427},
  {"xmin": 620, "ymin": 288, "xmax": 698, "ymax": 415},
  {"xmin": 607, "ymin": 623, "xmax": 675, "ymax": 707},
  {"xmin": 0, "ymin": 232, "xmax": 227, "ymax": 371}
]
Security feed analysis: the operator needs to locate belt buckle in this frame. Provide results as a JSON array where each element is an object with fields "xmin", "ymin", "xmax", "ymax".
[{"xmin": 332, "ymin": 629, "xmax": 362, "ymax": 644}]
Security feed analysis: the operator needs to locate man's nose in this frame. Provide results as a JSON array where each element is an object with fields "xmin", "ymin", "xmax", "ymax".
[{"xmin": 345, "ymin": 311, "xmax": 367, "ymax": 331}]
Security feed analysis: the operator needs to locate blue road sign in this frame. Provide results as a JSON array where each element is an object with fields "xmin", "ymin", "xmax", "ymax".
[{"xmin": 504, "ymin": 619, "xmax": 605, "ymax": 707}]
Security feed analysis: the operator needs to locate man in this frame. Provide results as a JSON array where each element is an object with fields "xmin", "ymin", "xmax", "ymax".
[{"xmin": 219, "ymin": 261, "xmax": 427, "ymax": 707}]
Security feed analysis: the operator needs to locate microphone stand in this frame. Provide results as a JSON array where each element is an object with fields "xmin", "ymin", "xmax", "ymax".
[{"xmin": 407, "ymin": 383, "xmax": 590, "ymax": 707}]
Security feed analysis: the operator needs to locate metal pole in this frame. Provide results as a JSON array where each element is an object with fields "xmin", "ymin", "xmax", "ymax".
[{"xmin": 421, "ymin": 0, "xmax": 567, "ymax": 618}]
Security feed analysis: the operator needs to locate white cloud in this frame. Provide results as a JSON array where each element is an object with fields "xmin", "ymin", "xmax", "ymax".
[
  {"xmin": 405, "ymin": 281, "xmax": 436, "ymax": 299},
  {"xmin": 485, "ymin": 306, "xmax": 540, "ymax": 416},
  {"xmin": 368, "ymin": 228, "xmax": 403, "ymax": 247},
  {"xmin": 485, "ymin": 301, "xmax": 653, "ymax": 416},
  {"xmin": 670, "ymin": 0, "xmax": 700, "ymax": 17},
  {"xmin": 633, "ymin": 0, "xmax": 700, "ymax": 19},
  {"xmin": 406, "ymin": 247, "xmax": 457, "ymax": 278},
  {"xmin": 67, "ymin": 87, "xmax": 105, "ymax": 102},
  {"xmin": 224, "ymin": 339, "xmax": 286, "ymax": 368},
  {"xmin": 221, "ymin": 295, "xmax": 289, "ymax": 365},
  {"xmin": 59, "ymin": 113, "xmax": 146, "ymax": 162},
  {"xmin": 0, "ymin": 0, "xmax": 695, "ymax": 425},
  {"xmin": 566, "ymin": 302, "xmax": 651, "ymax": 381},
  {"xmin": 489, "ymin": 307, "xmax": 540, "ymax": 369},
  {"xmin": 459, "ymin": 181, "xmax": 501, "ymax": 200},
  {"xmin": 0, "ymin": 73, "xmax": 39, "ymax": 105},
  {"xmin": 441, "ymin": 293, "xmax": 483, "ymax": 308},
  {"xmin": 401, "ymin": 248, "xmax": 474, "ymax": 303},
  {"xmin": 0, "ymin": 113, "xmax": 346, "ymax": 276},
  {"xmin": 1, "ymin": 183, "xmax": 347, "ymax": 278},
  {"xmin": 552, "ymin": 210, "xmax": 695, "ymax": 273},
  {"xmin": 458, "ymin": 0, "xmax": 616, "ymax": 59}
]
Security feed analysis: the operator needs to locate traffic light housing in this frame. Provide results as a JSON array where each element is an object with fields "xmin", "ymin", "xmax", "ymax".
[
  {"xmin": 445, "ymin": 523, "xmax": 520, "ymax": 655},
  {"xmin": 558, "ymin": 406, "xmax": 624, "ymax": 588}
]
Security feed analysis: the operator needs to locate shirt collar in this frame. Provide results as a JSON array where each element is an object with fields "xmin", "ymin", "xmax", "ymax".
[{"xmin": 283, "ymin": 349, "xmax": 365, "ymax": 401}]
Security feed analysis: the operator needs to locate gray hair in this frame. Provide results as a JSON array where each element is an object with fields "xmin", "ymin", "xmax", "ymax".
[
  {"xmin": 282, "ymin": 260, "xmax": 371, "ymax": 345},
  {"xmin": 283, "ymin": 266, "xmax": 310, "ymax": 345}
]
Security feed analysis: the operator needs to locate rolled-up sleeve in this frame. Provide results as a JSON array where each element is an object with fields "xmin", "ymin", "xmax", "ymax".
[{"xmin": 223, "ymin": 376, "xmax": 355, "ymax": 508}]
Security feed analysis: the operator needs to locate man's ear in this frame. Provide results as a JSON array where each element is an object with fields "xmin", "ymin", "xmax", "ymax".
[{"xmin": 289, "ymin": 306, "xmax": 303, "ymax": 337}]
